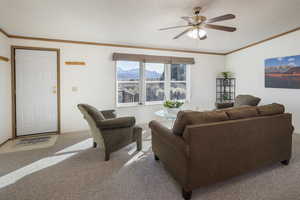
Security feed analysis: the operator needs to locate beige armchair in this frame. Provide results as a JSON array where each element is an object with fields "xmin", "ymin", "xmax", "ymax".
[{"xmin": 78, "ymin": 104, "xmax": 142, "ymax": 161}]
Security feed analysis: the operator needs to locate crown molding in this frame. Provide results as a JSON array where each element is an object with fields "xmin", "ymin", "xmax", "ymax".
[
  {"xmin": 0, "ymin": 28, "xmax": 9, "ymax": 37},
  {"xmin": 7, "ymin": 34, "xmax": 225, "ymax": 56},
  {"xmin": 226, "ymin": 26, "xmax": 300, "ymax": 55},
  {"xmin": 1, "ymin": 26, "xmax": 300, "ymax": 56}
]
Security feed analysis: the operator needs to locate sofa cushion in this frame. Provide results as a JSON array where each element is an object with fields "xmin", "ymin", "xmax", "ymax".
[
  {"xmin": 257, "ymin": 103, "xmax": 285, "ymax": 116},
  {"xmin": 172, "ymin": 110, "xmax": 229, "ymax": 136},
  {"xmin": 172, "ymin": 110, "xmax": 193, "ymax": 136},
  {"xmin": 226, "ymin": 106, "xmax": 259, "ymax": 120},
  {"xmin": 234, "ymin": 95, "xmax": 261, "ymax": 107}
]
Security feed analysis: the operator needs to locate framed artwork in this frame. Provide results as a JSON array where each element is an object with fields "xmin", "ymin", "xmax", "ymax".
[{"xmin": 265, "ymin": 55, "xmax": 300, "ymax": 89}]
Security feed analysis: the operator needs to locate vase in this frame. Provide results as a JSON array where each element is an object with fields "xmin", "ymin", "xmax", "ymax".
[{"xmin": 165, "ymin": 108, "xmax": 180, "ymax": 117}]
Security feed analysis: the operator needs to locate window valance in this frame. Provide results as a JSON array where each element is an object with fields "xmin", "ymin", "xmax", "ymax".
[{"xmin": 112, "ymin": 53, "xmax": 195, "ymax": 64}]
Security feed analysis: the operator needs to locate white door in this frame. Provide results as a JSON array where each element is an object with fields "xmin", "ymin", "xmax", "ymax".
[{"xmin": 15, "ymin": 49, "xmax": 58, "ymax": 136}]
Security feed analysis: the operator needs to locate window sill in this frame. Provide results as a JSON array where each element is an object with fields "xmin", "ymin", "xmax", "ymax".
[
  {"xmin": 144, "ymin": 101, "xmax": 164, "ymax": 106},
  {"xmin": 116, "ymin": 103, "xmax": 140, "ymax": 108},
  {"xmin": 116, "ymin": 99, "xmax": 190, "ymax": 108},
  {"xmin": 116, "ymin": 103, "xmax": 162, "ymax": 108}
]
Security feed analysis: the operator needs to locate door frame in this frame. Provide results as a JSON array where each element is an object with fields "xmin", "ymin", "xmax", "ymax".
[{"xmin": 11, "ymin": 46, "xmax": 61, "ymax": 139}]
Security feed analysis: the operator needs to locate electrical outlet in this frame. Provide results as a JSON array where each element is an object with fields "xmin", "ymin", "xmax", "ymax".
[{"xmin": 72, "ymin": 86, "xmax": 78, "ymax": 92}]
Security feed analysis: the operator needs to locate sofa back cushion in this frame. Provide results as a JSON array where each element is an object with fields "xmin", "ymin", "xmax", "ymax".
[
  {"xmin": 172, "ymin": 110, "xmax": 229, "ymax": 136},
  {"xmin": 234, "ymin": 95, "xmax": 261, "ymax": 107},
  {"xmin": 226, "ymin": 106, "xmax": 259, "ymax": 120},
  {"xmin": 257, "ymin": 103, "xmax": 285, "ymax": 116},
  {"xmin": 172, "ymin": 110, "xmax": 193, "ymax": 136},
  {"xmin": 172, "ymin": 103, "xmax": 285, "ymax": 136}
]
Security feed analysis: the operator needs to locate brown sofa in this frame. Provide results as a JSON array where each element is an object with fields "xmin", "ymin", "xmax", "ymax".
[{"xmin": 149, "ymin": 103, "xmax": 293, "ymax": 200}]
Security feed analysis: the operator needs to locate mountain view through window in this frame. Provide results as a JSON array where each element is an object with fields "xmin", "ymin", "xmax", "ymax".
[{"xmin": 116, "ymin": 61, "xmax": 188, "ymax": 105}]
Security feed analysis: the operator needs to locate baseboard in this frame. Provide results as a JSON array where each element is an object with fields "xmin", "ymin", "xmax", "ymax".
[
  {"xmin": 16, "ymin": 132, "xmax": 58, "ymax": 139},
  {"xmin": 0, "ymin": 139, "xmax": 11, "ymax": 148},
  {"xmin": 61, "ymin": 129, "xmax": 90, "ymax": 134}
]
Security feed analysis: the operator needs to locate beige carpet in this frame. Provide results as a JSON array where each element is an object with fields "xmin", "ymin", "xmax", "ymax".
[
  {"xmin": 0, "ymin": 130, "xmax": 300, "ymax": 200},
  {"xmin": 0, "ymin": 135, "xmax": 58, "ymax": 154}
]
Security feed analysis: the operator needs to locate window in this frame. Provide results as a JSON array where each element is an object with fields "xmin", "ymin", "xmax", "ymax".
[
  {"xmin": 145, "ymin": 63, "xmax": 165, "ymax": 102},
  {"xmin": 170, "ymin": 64, "xmax": 187, "ymax": 100},
  {"xmin": 116, "ymin": 61, "xmax": 140, "ymax": 105},
  {"xmin": 116, "ymin": 61, "xmax": 190, "ymax": 106}
]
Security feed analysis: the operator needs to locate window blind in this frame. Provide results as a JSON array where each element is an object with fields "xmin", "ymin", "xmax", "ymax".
[{"xmin": 112, "ymin": 53, "xmax": 195, "ymax": 64}]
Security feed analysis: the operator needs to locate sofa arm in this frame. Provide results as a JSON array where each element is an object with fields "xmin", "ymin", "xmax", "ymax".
[
  {"xmin": 149, "ymin": 120, "xmax": 186, "ymax": 152},
  {"xmin": 215, "ymin": 102, "xmax": 234, "ymax": 109},
  {"xmin": 149, "ymin": 120, "xmax": 188, "ymax": 186},
  {"xmin": 101, "ymin": 110, "xmax": 116, "ymax": 119},
  {"xmin": 97, "ymin": 117, "xmax": 135, "ymax": 130}
]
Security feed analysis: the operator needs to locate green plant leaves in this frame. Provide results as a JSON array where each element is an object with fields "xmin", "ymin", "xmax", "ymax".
[{"xmin": 163, "ymin": 100, "xmax": 184, "ymax": 108}]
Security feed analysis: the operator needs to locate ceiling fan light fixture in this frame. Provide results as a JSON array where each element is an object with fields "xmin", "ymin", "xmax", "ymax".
[
  {"xmin": 159, "ymin": 6, "xmax": 236, "ymax": 40},
  {"xmin": 187, "ymin": 28, "xmax": 207, "ymax": 39}
]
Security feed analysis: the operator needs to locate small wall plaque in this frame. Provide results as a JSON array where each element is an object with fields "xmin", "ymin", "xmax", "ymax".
[
  {"xmin": 0, "ymin": 56, "xmax": 9, "ymax": 62},
  {"xmin": 65, "ymin": 61, "xmax": 86, "ymax": 66}
]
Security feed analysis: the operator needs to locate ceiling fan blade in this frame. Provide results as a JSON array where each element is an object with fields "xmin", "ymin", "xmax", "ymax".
[
  {"xmin": 181, "ymin": 16, "xmax": 195, "ymax": 25},
  {"xmin": 159, "ymin": 25, "xmax": 191, "ymax": 31},
  {"xmin": 173, "ymin": 28, "xmax": 192, "ymax": 39},
  {"xmin": 204, "ymin": 24, "xmax": 236, "ymax": 32},
  {"xmin": 206, "ymin": 14, "xmax": 235, "ymax": 23}
]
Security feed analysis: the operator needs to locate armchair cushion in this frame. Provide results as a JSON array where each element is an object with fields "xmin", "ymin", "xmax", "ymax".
[
  {"xmin": 234, "ymin": 95, "xmax": 261, "ymax": 107},
  {"xmin": 216, "ymin": 102, "xmax": 234, "ymax": 109},
  {"xmin": 101, "ymin": 110, "xmax": 116, "ymax": 119},
  {"xmin": 97, "ymin": 117, "xmax": 136, "ymax": 130}
]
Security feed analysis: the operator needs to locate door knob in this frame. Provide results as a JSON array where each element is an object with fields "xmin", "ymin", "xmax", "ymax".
[{"xmin": 52, "ymin": 86, "xmax": 57, "ymax": 94}]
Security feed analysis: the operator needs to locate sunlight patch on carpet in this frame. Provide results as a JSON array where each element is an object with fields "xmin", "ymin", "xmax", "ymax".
[{"xmin": 0, "ymin": 138, "xmax": 92, "ymax": 189}]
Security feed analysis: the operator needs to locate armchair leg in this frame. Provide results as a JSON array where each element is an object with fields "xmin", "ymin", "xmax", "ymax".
[
  {"xmin": 105, "ymin": 151, "xmax": 110, "ymax": 161},
  {"xmin": 136, "ymin": 135, "xmax": 142, "ymax": 151},
  {"xmin": 93, "ymin": 142, "xmax": 97, "ymax": 148},
  {"xmin": 182, "ymin": 189, "xmax": 192, "ymax": 200}
]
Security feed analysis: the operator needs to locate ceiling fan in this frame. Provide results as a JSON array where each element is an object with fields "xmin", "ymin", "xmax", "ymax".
[{"xmin": 159, "ymin": 7, "xmax": 236, "ymax": 40}]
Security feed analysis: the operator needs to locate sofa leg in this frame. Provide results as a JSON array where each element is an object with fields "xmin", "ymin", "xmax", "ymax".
[
  {"xmin": 281, "ymin": 159, "xmax": 290, "ymax": 165},
  {"xmin": 182, "ymin": 189, "xmax": 192, "ymax": 200},
  {"xmin": 154, "ymin": 154, "xmax": 159, "ymax": 161},
  {"xmin": 93, "ymin": 142, "xmax": 97, "ymax": 148},
  {"xmin": 105, "ymin": 151, "xmax": 110, "ymax": 161}
]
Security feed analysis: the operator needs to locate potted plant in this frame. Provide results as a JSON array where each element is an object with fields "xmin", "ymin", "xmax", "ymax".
[
  {"xmin": 221, "ymin": 71, "xmax": 232, "ymax": 79},
  {"xmin": 163, "ymin": 100, "xmax": 184, "ymax": 116},
  {"xmin": 221, "ymin": 71, "xmax": 233, "ymax": 86}
]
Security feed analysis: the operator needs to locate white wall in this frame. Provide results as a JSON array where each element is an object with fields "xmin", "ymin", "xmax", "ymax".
[
  {"xmin": 0, "ymin": 32, "xmax": 11, "ymax": 144},
  {"xmin": 226, "ymin": 30, "xmax": 300, "ymax": 133},
  {"xmin": 10, "ymin": 39, "xmax": 225, "ymax": 133}
]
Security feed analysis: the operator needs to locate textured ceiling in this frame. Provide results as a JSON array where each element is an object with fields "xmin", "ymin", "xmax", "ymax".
[{"xmin": 0, "ymin": 0, "xmax": 300, "ymax": 53}]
